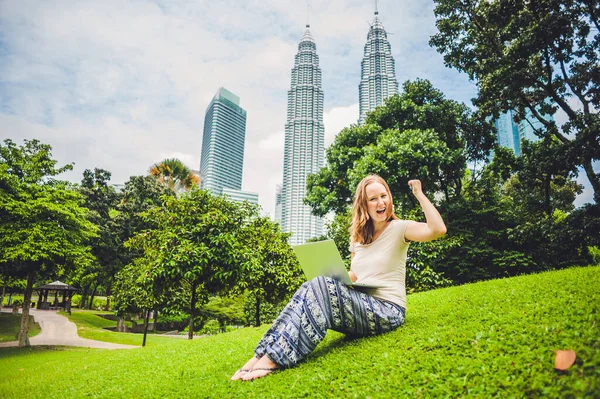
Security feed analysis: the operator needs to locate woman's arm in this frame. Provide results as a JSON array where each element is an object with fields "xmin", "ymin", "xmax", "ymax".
[{"xmin": 404, "ymin": 179, "xmax": 447, "ymax": 242}]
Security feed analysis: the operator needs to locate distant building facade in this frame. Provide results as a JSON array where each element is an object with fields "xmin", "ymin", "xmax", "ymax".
[
  {"xmin": 221, "ymin": 187, "xmax": 259, "ymax": 205},
  {"xmin": 200, "ymin": 87, "xmax": 247, "ymax": 193},
  {"xmin": 494, "ymin": 108, "xmax": 554, "ymax": 156},
  {"xmin": 280, "ymin": 24, "xmax": 325, "ymax": 245},
  {"xmin": 358, "ymin": 9, "xmax": 399, "ymax": 124},
  {"xmin": 494, "ymin": 110, "xmax": 522, "ymax": 156},
  {"xmin": 274, "ymin": 183, "xmax": 282, "ymax": 224}
]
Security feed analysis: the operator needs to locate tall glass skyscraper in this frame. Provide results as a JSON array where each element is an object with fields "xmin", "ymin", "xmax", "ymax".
[
  {"xmin": 358, "ymin": 9, "xmax": 399, "ymax": 124},
  {"xmin": 494, "ymin": 108, "xmax": 551, "ymax": 156},
  {"xmin": 200, "ymin": 87, "xmax": 247, "ymax": 193},
  {"xmin": 281, "ymin": 24, "xmax": 325, "ymax": 245},
  {"xmin": 518, "ymin": 108, "xmax": 552, "ymax": 144},
  {"xmin": 494, "ymin": 110, "xmax": 522, "ymax": 156}
]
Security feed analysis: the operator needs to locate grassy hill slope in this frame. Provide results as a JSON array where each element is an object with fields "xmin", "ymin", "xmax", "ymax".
[{"xmin": 0, "ymin": 266, "xmax": 598, "ymax": 398}]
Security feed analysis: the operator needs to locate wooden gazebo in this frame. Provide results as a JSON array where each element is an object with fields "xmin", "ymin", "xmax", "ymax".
[{"xmin": 35, "ymin": 281, "xmax": 78, "ymax": 311}]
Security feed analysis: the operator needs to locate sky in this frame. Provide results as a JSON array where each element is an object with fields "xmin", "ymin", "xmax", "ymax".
[{"xmin": 0, "ymin": 0, "xmax": 595, "ymax": 215}]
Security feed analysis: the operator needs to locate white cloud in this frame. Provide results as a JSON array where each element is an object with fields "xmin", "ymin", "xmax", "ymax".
[{"xmin": 9, "ymin": 0, "xmax": 588, "ymax": 220}]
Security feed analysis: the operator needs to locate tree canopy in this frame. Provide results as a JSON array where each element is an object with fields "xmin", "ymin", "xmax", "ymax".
[
  {"xmin": 430, "ymin": 0, "xmax": 600, "ymax": 202},
  {"xmin": 305, "ymin": 79, "xmax": 492, "ymax": 216},
  {"xmin": 149, "ymin": 158, "xmax": 200, "ymax": 193},
  {"xmin": 0, "ymin": 139, "xmax": 97, "ymax": 346}
]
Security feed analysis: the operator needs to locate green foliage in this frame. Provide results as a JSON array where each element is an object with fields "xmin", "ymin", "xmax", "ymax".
[
  {"xmin": 0, "ymin": 267, "xmax": 597, "ymax": 398},
  {"xmin": 74, "ymin": 168, "xmax": 123, "ymax": 309},
  {"xmin": 589, "ymin": 246, "xmax": 600, "ymax": 265},
  {"xmin": 148, "ymin": 158, "xmax": 200, "ymax": 193},
  {"xmin": 240, "ymin": 217, "xmax": 303, "ymax": 326},
  {"xmin": 306, "ymin": 79, "xmax": 492, "ymax": 217},
  {"xmin": 0, "ymin": 138, "xmax": 98, "ymax": 345},
  {"xmin": 243, "ymin": 292, "xmax": 290, "ymax": 327},
  {"xmin": 0, "ymin": 139, "xmax": 98, "ymax": 276},
  {"xmin": 406, "ymin": 237, "xmax": 458, "ymax": 293},
  {"xmin": 198, "ymin": 319, "xmax": 221, "ymax": 335},
  {"xmin": 119, "ymin": 189, "xmax": 264, "ymax": 337},
  {"xmin": 199, "ymin": 295, "xmax": 246, "ymax": 331},
  {"xmin": 70, "ymin": 294, "xmax": 107, "ymax": 311},
  {"xmin": 430, "ymin": 0, "xmax": 600, "ymax": 202}
]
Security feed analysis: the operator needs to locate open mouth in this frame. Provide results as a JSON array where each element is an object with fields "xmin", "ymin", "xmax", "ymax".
[{"xmin": 376, "ymin": 208, "xmax": 386, "ymax": 215}]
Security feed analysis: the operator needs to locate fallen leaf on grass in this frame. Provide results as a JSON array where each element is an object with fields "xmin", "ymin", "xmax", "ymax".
[{"xmin": 554, "ymin": 350, "xmax": 576, "ymax": 370}]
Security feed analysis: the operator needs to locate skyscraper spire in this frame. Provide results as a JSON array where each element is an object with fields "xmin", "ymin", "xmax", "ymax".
[
  {"xmin": 280, "ymin": 24, "xmax": 324, "ymax": 245},
  {"xmin": 306, "ymin": 2, "xmax": 310, "ymax": 27},
  {"xmin": 358, "ymin": 6, "xmax": 399, "ymax": 123}
]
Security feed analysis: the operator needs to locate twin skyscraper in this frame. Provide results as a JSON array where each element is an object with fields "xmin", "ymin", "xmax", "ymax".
[
  {"xmin": 200, "ymin": 9, "xmax": 399, "ymax": 245},
  {"xmin": 281, "ymin": 9, "xmax": 399, "ymax": 245}
]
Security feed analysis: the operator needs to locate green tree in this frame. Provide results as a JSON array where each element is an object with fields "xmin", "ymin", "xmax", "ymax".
[
  {"xmin": 306, "ymin": 79, "xmax": 492, "ymax": 216},
  {"xmin": 148, "ymin": 158, "xmax": 200, "ymax": 193},
  {"xmin": 430, "ymin": 0, "xmax": 600, "ymax": 202},
  {"xmin": 0, "ymin": 139, "xmax": 97, "ymax": 346},
  {"xmin": 77, "ymin": 168, "xmax": 122, "ymax": 310},
  {"xmin": 239, "ymin": 217, "xmax": 302, "ymax": 326},
  {"xmin": 125, "ymin": 189, "xmax": 258, "ymax": 339}
]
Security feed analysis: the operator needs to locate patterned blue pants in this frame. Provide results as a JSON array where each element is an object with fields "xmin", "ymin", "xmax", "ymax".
[{"xmin": 254, "ymin": 276, "xmax": 405, "ymax": 368}]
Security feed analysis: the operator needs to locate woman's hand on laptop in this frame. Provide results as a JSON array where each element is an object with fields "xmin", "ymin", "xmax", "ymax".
[{"xmin": 348, "ymin": 270, "xmax": 357, "ymax": 283}]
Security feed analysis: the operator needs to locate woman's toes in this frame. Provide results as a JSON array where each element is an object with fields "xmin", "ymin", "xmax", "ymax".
[
  {"xmin": 241, "ymin": 367, "xmax": 278, "ymax": 381},
  {"xmin": 230, "ymin": 369, "xmax": 249, "ymax": 381}
]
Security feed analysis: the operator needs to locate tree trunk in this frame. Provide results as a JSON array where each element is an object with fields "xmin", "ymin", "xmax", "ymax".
[
  {"xmin": 104, "ymin": 284, "xmax": 111, "ymax": 311},
  {"xmin": 255, "ymin": 296, "xmax": 261, "ymax": 327},
  {"xmin": 80, "ymin": 284, "xmax": 89, "ymax": 309},
  {"xmin": 142, "ymin": 309, "xmax": 150, "ymax": 347},
  {"xmin": 544, "ymin": 173, "xmax": 552, "ymax": 217},
  {"xmin": 0, "ymin": 277, "xmax": 6, "ymax": 309},
  {"xmin": 582, "ymin": 157, "xmax": 600, "ymax": 204},
  {"xmin": 152, "ymin": 309, "xmax": 158, "ymax": 332},
  {"xmin": 18, "ymin": 270, "xmax": 36, "ymax": 347},
  {"xmin": 188, "ymin": 282, "xmax": 197, "ymax": 340},
  {"xmin": 88, "ymin": 284, "xmax": 97, "ymax": 310},
  {"xmin": 117, "ymin": 316, "xmax": 125, "ymax": 332}
]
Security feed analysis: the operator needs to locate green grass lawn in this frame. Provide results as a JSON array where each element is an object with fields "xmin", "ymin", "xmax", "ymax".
[
  {"xmin": 0, "ymin": 313, "xmax": 40, "ymax": 342},
  {"xmin": 57, "ymin": 309, "xmax": 176, "ymax": 347},
  {"xmin": 0, "ymin": 266, "xmax": 598, "ymax": 398}
]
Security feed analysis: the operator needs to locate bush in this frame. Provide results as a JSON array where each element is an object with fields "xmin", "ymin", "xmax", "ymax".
[
  {"xmin": 155, "ymin": 312, "xmax": 189, "ymax": 331},
  {"xmin": 71, "ymin": 295, "xmax": 107, "ymax": 310},
  {"xmin": 589, "ymin": 246, "xmax": 600, "ymax": 265},
  {"xmin": 198, "ymin": 319, "xmax": 221, "ymax": 335}
]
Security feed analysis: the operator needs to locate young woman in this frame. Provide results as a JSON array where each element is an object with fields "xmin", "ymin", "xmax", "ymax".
[{"xmin": 232, "ymin": 174, "xmax": 447, "ymax": 381}]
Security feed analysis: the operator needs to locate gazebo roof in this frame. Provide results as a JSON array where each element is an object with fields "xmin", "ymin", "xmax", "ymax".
[{"xmin": 35, "ymin": 280, "xmax": 79, "ymax": 291}]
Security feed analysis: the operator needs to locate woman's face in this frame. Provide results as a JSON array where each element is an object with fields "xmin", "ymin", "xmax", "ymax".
[{"xmin": 365, "ymin": 182, "xmax": 390, "ymax": 223}]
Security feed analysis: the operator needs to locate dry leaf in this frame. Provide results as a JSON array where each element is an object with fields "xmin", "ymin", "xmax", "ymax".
[{"xmin": 554, "ymin": 350, "xmax": 576, "ymax": 370}]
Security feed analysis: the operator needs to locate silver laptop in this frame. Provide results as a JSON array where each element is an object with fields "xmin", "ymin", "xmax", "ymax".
[{"xmin": 292, "ymin": 240, "xmax": 384, "ymax": 289}]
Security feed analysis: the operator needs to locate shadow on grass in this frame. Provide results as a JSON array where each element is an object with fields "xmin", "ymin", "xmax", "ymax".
[{"xmin": 0, "ymin": 345, "xmax": 91, "ymax": 360}]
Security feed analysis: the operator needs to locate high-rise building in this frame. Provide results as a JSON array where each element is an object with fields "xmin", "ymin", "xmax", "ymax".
[
  {"xmin": 494, "ymin": 108, "xmax": 552, "ymax": 156},
  {"xmin": 221, "ymin": 187, "xmax": 259, "ymax": 205},
  {"xmin": 280, "ymin": 24, "xmax": 325, "ymax": 245},
  {"xmin": 518, "ymin": 108, "xmax": 552, "ymax": 144},
  {"xmin": 200, "ymin": 87, "xmax": 247, "ymax": 193},
  {"xmin": 274, "ymin": 184, "xmax": 282, "ymax": 224},
  {"xmin": 494, "ymin": 110, "xmax": 522, "ymax": 156},
  {"xmin": 358, "ymin": 8, "xmax": 399, "ymax": 124}
]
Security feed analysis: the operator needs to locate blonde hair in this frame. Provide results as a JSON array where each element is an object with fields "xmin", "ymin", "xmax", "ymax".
[{"xmin": 350, "ymin": 174, "xmax": 398, "ymax": 245}]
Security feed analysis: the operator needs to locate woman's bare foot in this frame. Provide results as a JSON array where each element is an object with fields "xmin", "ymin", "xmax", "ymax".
[
  {"xmin": 241, "ymin": 355, "xmax": 279, "ymax": 381},
  {"xmin": 231, "ymin": 356, "xmax": 261, "ymax": 380}
]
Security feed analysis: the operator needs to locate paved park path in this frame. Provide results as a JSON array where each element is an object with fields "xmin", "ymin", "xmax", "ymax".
[{"xmin": 0, "ymin": 308, "xmax": 138, "ymax": 350}]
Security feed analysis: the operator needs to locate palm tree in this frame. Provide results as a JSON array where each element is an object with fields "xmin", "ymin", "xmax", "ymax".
[{"xmin": 148, "ymin": 158, "xmax": 200, "ymax": 193}]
